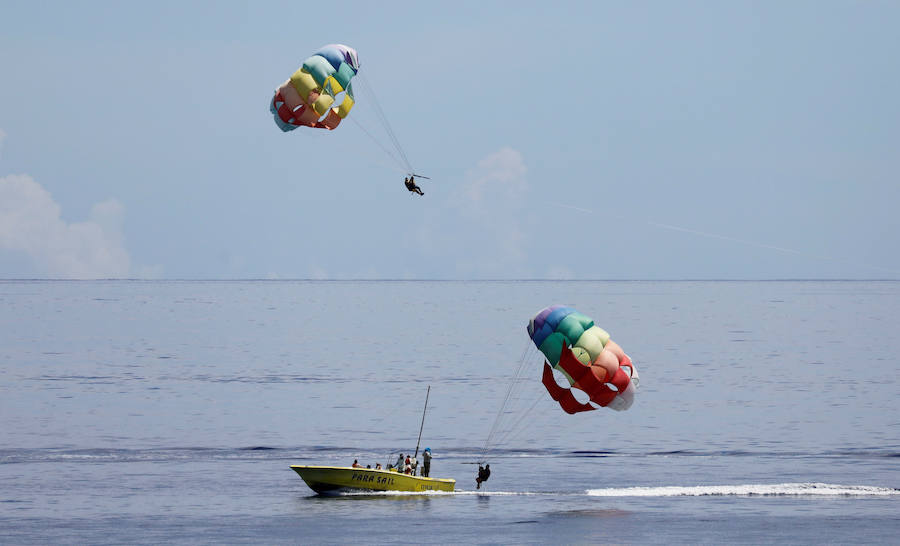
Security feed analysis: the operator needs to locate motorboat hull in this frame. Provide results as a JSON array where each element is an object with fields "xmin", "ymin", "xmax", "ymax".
[{"xmin": 290, "ymin": 465, "xmax": 455, "ymax": 494}]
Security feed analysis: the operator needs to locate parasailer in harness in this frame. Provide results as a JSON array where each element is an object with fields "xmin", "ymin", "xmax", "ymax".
[
  {"xmin": 476, "ymin": 464, "xmax": 491, "ymax": 489},
  {"xmin": 404, "ymin": 176, "xmax": 424, "ymax": 196}
]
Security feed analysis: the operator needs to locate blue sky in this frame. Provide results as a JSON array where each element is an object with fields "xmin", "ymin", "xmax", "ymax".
[{"xmin": 1, "ymin": 1, "xmax": 898, "ymax": 279}]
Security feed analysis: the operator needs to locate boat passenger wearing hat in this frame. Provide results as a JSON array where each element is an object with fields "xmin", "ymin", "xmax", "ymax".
[{"xmin": 422, "ymin": 448, "xmax": 432, "ymax": 477}]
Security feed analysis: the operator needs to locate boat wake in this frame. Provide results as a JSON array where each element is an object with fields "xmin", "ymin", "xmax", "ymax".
[
  {"xmin": 327, "ymin": 483, "xmax": 899, "ymax": 498},
  {"xmin": 327, "ymin": 489, "xmax": 539, "ymax": 497},
  {"xmin": 585, "ymin": 483, "xmax": 900, "ymax": 497}
]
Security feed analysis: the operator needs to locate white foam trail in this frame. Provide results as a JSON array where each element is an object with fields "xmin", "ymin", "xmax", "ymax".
[
  {"xmin": 585, "ymin": 483, "xmax": 900, "ymax": 497},
  {"xmin": 326, "ymin": 483, "xmax": 899, "ymax": 498},
  {"xmin": 333, "ymin": 489, "xmax": 539, "ymax": 497}
]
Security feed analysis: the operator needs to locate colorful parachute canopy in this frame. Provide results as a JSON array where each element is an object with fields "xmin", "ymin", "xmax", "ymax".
[
  {"xmin": 528, "ymin": 305, "xmax": 639, "ymax": 414},
  {"xmin": 270, "ymin": 44, "xmax": 360, "ymax": 132}
]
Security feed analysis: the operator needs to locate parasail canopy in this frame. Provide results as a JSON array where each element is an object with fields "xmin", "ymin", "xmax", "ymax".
[
  {"xmin": 528, "ymin": 305, "xmax": 639, "ymax": 414},
  {"xmin": 270, "ymin": 44, "xmax": 360, "ymax": 131}
]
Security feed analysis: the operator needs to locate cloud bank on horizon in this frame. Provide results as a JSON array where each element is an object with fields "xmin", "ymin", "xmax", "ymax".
[{"xmin": 0, "ymin": 171, "xmax": 132, "ymax": 279}]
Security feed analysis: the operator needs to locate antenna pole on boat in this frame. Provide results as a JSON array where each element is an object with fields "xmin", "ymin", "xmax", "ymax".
[{"xmin": 414, "ymin": 385, "xmax": 431, "ymax": 459}]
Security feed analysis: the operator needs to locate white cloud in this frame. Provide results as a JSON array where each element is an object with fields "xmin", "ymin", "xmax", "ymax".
[
  {"xmin": 458, "ymin": 147, "xmax": 529, "ymax": 275},
  {"xmin": 414, "ymin": 147, "xmax": 532, "ymax": 278},
  {"xmin": 463, "ymin": 147, "xmax": 528, "ymax": 206},
  {"xmin": 0, "ymin": 174, "xmax": 131, "ymax": 278}
]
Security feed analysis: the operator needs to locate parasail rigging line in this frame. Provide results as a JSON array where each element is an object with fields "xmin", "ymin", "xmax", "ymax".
[
  {"xmin": 490, "ymin": 348, "xmax": 558, "ymax": 451},
  {"xmin": 477, "ymin": 342, "xmax": 540, "ymax": 463},
  {"xmin": 349, "ymin": 116, "xmax": 408, "ymax": 174},
  {"xmin": 493, "ymin": 387, "xmax": 549, "ymax": 449},
  {"xmin": 355, "ymin": 72, "xmax": 416, "ymax": 176}
]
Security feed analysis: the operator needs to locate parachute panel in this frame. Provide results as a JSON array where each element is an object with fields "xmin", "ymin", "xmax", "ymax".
[
  {"xmin": 537, "ymin": 331, "xmax": 566, "ymax": 366},
  {"xmin": 531, "ymin": 306, "xmax": 574, "ymax": 348},
  {"xmin": 269, "ymin": 96, "xmax": 298, "ymax": 132},
  {"xmin": 570, "ymin": 346, "xmax": 591, "ymax": 365},
  {"xmin": 315, "ymin": 46, "xmax": 348, "ymax": 71},
  {"xmin": 315, "ymin": 44, "xmax": 360, "ymax": 72},
  {"xmin": 556, "ymin": 312, "xmax": 593, "ymax": 345},
  {"xmin": 542, "ymin": 363, "xmax": 595, "ymax": 414},
  {"xmin": 573, "ymin": 325, "xmax": 610, "ymax": 361},
  {"xmin": 290, "ymin": 69, "xmax": 319, "ymax": 100},
  {"xmin": 319, "ymin": 110, "xmax": 342, "ymax": 130},
  {"xmin": 334, "ymin": 62, "xmax": 357, "ymax": 88},
  {"xmin": 303, "ymin": 55, "xmax": 335, "ymax": 86},
  {"xmin": 557, "ymin": 345, "xmax": 618, "ymax": 407},
  {"xmin": 313, "ymin": 93, "xmax": 335, "ymax": 116},
  {"xmin": 323, "ymin": 76, "xmax": 344, "ymax": 96},
  {"xmin": 336, "ymin": 94, "xmax": 354, "ymax": 118}
]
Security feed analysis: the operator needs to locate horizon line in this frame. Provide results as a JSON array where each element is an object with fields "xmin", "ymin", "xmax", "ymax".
[{"xmin": 1, "ymin": 278, "xmax": 898, "ymax": 282}]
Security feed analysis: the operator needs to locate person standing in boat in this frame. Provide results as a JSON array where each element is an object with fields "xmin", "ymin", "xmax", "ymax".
[
  {"xmin": 404, "ymin": 455, "xmax": 412, "ymax": 474},
  {"xmin": 421, "ymin": 448, "xmax": 432, "ymax": 478}
]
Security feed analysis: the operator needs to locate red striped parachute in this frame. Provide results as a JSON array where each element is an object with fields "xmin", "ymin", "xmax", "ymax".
[
  {"xmin": 527, "ymin": 305, "xmax": 639, "ymax": 414},
  {"xmin": 270, "ymin": 44, "xmax": 360, "ymax": 131}
]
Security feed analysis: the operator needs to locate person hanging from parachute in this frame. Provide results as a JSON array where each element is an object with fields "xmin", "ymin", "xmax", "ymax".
[
  {"xmin": 475, "ymin": 464, "xmax": 491, "ymax": 489},
  {"xmin": 527, "ymin": 305, "xmax": 640, "ymax": 414},
  {"xmin": 404, "ymin": 175, "xmax": 424, "ymax": 196},
  {"xmin": 272, "ymin": 44, "xmax": 435, "ymax": 198}
]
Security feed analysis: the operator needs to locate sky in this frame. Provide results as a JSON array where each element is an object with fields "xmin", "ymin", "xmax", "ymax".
[{"xmin": 1, "ymin": 1, "xmax": 898, "ymax": 279}]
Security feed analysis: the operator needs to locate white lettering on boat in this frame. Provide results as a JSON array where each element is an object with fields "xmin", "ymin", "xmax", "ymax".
[{"xmin": 351, "ymin": 473, "xmax": 395, "ymax": 485}]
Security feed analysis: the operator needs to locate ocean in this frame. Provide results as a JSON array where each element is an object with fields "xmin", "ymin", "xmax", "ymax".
[{"xmin": 1, "ymin": 280, "xmax": 898, "ymax": 544}]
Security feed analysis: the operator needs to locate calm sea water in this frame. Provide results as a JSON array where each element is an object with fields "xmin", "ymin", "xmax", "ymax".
[{"xmin": 1, "ymin": 280, "xmax": 898, "ymax": 544}]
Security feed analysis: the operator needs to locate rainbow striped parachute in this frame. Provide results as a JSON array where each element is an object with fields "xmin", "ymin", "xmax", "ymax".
[
  {"xmin": 528, "ymin": 305, "xmax": 639, "ymax": 414},
  {"xmin": 270, "ymin": 44, "xmax": 360, "ymax": 131}
]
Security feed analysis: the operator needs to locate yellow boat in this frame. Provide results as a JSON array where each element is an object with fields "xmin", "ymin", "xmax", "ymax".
[{"xmin": 290, "ymin": 465, "xmax": 456, "ymax": 494}]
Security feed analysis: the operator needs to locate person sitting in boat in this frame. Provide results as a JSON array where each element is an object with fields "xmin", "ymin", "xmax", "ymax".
[
  {"xmin": 476, "ymin": 464, "xmax": 491, "ymax": 489},
  {"xmin": 421, "ymin": 448, "xmax": 432, "ymax": 477},
  {"xmin": 366, "ymin": 464, "xmax": 371, "ymax": 469},
  {"xmin": 404, "ymin": 455, "xmax": 412, "ymax": 474},
  {"xmin": 352, "ymin": 459, "xmax": 361, "ymax": 468},
  {"xmin": 375, "ymin": 463, "xmax": 382, "ymax": 470},
  {"xmin": 409, "ymin": 456, "xmax": 418, "ymax": 476}
]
